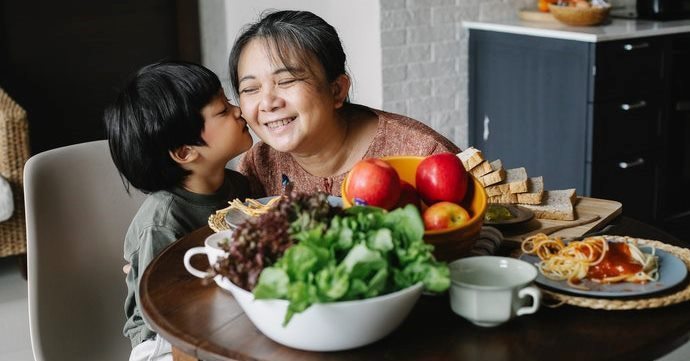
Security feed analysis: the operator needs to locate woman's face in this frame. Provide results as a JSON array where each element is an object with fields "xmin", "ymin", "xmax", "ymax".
[{"xmin": 236, "ymin": 38, "xmax": 343, "ymax": 155}]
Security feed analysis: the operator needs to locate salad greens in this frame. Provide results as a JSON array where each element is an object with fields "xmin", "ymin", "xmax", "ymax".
[{"xmin": 251, "ymin": 203, "xmax": 450, "ymax": 325}]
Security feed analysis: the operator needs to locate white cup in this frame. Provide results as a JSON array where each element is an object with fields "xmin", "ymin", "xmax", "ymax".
[
  {"xmin": 183, "ymin": 230, "xmax": 232, "ymax": 278},
  {"xmin": 448, "ymin": 256, "xmax": 541, "ymax": 327}
]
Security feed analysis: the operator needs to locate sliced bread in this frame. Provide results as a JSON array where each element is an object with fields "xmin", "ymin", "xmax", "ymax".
[
  {"xmin": 488, "ymin": 192, "xmax": 517, "ymax": 204},
  {"xmin": 516, "ymin": 176, "xmax": 544, "ymax": 205},
  {"xmin": 479, "ymin": 159, "xmax": 505, "ymax": 187},
  {"xmin": 469, "ymin": 160, "xmax": 493, "ymax": 178},
  {"xmin": 457, "ymin": 147, "xmax": 485, "ymax": 171},
  {"xmin": 521, "ymin": 189, "xmax": 577, "ymax": 220},
  {"xmin": 484, "ymin": 167, "xmax": 528, "ymax": 196}
]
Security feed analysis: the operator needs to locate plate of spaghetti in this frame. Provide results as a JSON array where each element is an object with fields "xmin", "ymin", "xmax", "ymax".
[{"xmin": 519, "ymin": 234, "xmax": 688, "ymax": 297}]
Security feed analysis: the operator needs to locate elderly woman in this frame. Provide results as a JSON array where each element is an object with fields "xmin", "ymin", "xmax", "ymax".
[{"xmin": 230, "ymin": 10, "xmax": 460, "ymax": 197}]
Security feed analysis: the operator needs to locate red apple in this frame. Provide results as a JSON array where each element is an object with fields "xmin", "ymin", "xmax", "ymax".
[
  {"xmin": 415, "ymin": 152, "xmax": 468, "ymax": 205},
  {"xmin": 422, "ymin": 201, "xmax": 470, "ymax": 230},
  {"xmin": 346, "ymin": 158, "xmax": 401, "ymax": 210},
  {"xmin": 396, "ymin": 180, "xmax": 421, "ymax": 209}
]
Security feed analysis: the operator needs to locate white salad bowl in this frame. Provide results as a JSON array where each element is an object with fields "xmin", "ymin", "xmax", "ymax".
[{"xmin": 215, "ymin": 277, "xmax": 423, "ymax": 351}]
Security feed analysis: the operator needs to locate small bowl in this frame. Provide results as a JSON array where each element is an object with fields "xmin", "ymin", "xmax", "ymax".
[
  {"xmin": 342, "ymin": 156, "xmax": 488, "ymax": 262},
  {"xmin": 548, "ymin": 3, "xmax": 610, "ymax": 26},
  {"xmin": 216, "ymin": 277, "xmax": 423, "ymax": 351}
]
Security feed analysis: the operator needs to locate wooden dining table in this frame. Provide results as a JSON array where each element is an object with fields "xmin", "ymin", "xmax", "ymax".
[{"xmin": 140, "ymin": 215, "xmax": 690, "ymax": 361}]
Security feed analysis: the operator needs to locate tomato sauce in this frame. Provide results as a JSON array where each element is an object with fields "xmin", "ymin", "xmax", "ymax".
[{"xmin": 587, "ymin": 242, "xmax": 642, "ymax": 282}]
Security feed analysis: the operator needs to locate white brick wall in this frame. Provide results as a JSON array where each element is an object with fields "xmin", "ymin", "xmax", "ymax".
[{"xmin": 380, "ymin": 0, "xmax": 532, "ymax": 149}]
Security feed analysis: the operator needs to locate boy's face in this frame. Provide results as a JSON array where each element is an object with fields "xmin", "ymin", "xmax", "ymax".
[{"xmin": 198, "ymin": 91, "xmax": 253, "ymax": 167}]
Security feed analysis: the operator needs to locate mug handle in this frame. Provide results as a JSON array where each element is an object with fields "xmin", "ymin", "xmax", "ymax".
[
  {"xmin": 516, "ymin": 286, "xmax": 541, "ymax": 316},
  {"xmin": 183, "ymin": 247, "xmax": 212, "ymax": 279}
]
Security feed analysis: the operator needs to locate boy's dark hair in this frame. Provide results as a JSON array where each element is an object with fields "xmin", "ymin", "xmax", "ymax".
[
  {"xmin": 228, "ymin": 10, "xmax": 348, "ymax": 100},
  {"xmin": 104, "ymin": 61, "xmax": 221, "ymax": 194}
]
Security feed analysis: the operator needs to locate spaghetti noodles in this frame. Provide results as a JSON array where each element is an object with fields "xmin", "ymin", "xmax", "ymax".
[{"xmin": 521, "ymin": 233, "xmax": 659, "ymax": 289}]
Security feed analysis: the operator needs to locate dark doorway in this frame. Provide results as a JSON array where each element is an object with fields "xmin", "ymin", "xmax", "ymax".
[{"xmin": 0, "ymin": 0, "xmax": 200, "ymax": 154}]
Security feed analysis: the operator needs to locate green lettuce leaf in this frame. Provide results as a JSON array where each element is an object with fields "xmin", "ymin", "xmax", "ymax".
[
  {"xmin": 252, "ymin": 267, "xmax": 289, "ymax": 299},
  {"xmin": 251, "ymin": 199, "xmax": 450, "ymax": 327}
]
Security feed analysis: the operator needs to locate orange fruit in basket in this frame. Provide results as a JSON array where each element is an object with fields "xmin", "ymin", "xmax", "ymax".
[{"xmin": 538, "ymin": 0, "xmax": 550, "ymax": 12}]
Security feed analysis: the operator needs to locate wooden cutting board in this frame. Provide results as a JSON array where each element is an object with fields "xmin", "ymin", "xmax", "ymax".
[{"xmin": 501, "ymin": 196, "xmax": 623, "ymax": 246}]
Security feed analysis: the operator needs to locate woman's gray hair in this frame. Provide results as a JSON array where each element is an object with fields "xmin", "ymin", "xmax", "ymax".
[{"xmin": 228, "ymin": 10, "xmax": 348, "ymax": 99}]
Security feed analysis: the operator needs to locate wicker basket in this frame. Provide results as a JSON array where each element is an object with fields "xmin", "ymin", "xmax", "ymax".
[
  {"xmin": 0, "ymin": 88, "xmax": 30, "ymax": 257},
  {"xmin": 549, "ymin": 3, "xmax": 610, "ymax": 26}
]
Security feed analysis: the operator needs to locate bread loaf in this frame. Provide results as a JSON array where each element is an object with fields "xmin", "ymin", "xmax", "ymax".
[
  {"xmin": 457, "ymin": 147, "xmax": 485, "ymax": 171},
  {"xmin": 484, "ymin": 167, "xmax": 528, "ymax": 196},
  {"xmin": 516, "ymin": 177, "xmax": 544, "ymax": 205},
  {"xmin": 479, "ymin": 159, "xmax": 505, "ymax": 186},
  {"xmin": 469, "ymin": 160, "xmax": 493, "ymax": 178},
  {"xmin": 460, "ymin": 147, "xmax": 561, "ymax": 213},
  {"xmin": 521, "ymin": 189, "xmax": 577, "ymax": 220},
  {"xmin": 488, "ymin": 193, "xmax": 517, "ymax": 204}
]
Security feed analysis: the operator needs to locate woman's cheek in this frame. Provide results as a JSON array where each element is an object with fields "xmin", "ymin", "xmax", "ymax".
[
  {"xmin": 245, "ymin": 120, "xmax": 260, "ymax": 134},
  {"xmin": 239, "ymin": 100, "xmax": 258, "ymax": 126}
]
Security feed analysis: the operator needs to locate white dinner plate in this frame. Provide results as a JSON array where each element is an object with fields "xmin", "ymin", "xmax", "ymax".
[{"xmin": 520, "ymin": 245, "xmax": 688, "ymax": 298}]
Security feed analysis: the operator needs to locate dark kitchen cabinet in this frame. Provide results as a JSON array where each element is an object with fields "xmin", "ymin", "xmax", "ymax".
[
  {"xmin": 469, "ymin": 29, "xmax": 688, "ymax": 228},
  {"xmin": 660, "ymin": 34, "xmax": 690, "ymax": 239},
  {"xmin": 468, "ymin": 32, "xmax": 590, "ymax": 194}
]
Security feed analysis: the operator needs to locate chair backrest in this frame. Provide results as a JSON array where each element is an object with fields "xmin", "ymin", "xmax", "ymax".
[{"xmin": 24, "ymin": 140, "xmax": 146, "ymax": 361}]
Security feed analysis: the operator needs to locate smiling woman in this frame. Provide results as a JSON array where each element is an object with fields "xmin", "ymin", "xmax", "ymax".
[{"xmin": 228, "ymin": 10, "xmax": 460, "ymax": 197}]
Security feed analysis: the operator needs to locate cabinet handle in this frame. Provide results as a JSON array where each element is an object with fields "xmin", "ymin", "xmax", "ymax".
[
  {"xmin": 618, "ymin": 158, "xmax": 645, "ymax": 169},
  {"xmin": 483, "ymin": 115, "xmax": 490, "ymax": 142},
  {"xmin": 623, "ymin": 42, "xmax": 650, "ymax": 51},
  {"xmin": 620, "ymin": 100, "xmax": 647, "ymax": 111}
]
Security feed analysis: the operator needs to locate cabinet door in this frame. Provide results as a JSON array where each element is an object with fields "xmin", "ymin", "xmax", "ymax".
[
  {"xmin": 591, "ymin": 152, "xmax": 658, "ymax": 222},
  {"xmin": 469, "ymin": 30, "xmax": 590, "ymax": 194},
  {"xmin": 590, "ymin": 36, "xmax": 667, "ymax": 224},
  {"xmin": 591, "ymin": 94, "xmax": 663, "ymax": 160},
  {"xmin": 594, "ymin": 37, "xmax": 665, "ymax": 100},
  {"xmin": 660, "ymin": 34, "xmax": 690, "ymax": 222}
]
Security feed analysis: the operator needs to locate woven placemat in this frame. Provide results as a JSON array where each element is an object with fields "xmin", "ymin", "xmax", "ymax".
[{"xmin": 519, "ymin": 238, "xmax": 690, "ymax": 310}]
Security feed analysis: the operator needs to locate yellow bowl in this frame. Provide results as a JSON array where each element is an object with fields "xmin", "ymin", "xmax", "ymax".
[
  {"xmin": 342, "ymin": 156, "xmax": 487, "ymax": 262},
  {"xmin": 548, "ymin": 3, "xmax": 610, "ymax": 26}
]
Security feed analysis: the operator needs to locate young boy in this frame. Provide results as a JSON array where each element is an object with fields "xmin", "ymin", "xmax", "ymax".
[{"xmin": 104, "ymin": 61, "xmax": 253, "ymax": 361}]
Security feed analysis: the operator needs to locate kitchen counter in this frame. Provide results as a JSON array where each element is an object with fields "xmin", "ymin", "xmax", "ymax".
[
  {"xmin": 466, "ymin": 18, "xmax": 690, "ymax": 225},
  {"xmin": 463, "ymin": 17, "xmax": 690, "ymax": 42}
]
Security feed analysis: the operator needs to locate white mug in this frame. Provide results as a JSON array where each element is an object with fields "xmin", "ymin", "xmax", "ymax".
[
  {"xmin": 183, "ymin": 230, "xmax": 232, "ymax": 278},
  {"xmin": 448, "ymin": 256, "xmax": 541, "ymax": 327}
]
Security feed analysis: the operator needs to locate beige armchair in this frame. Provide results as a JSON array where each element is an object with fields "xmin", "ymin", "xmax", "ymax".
[{"xmin": 0, "ymin": 88, "xmax": 30, "ymax": 258}]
